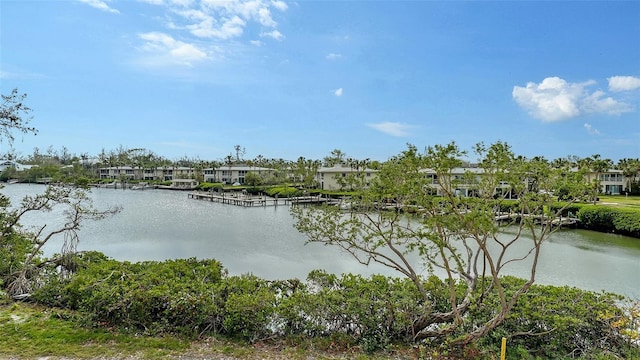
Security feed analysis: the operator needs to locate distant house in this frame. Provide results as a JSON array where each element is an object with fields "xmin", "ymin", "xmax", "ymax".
[
  {"xmin": 203, "ymin": 165, "xmax": 273, "ymax": 184},
  {"xmin": 0, "ymin": 159, "xmax": 34, "ymax": 172},
  {"xmin": 316, "ymin": 165, "xmax": 377, "ymax": 191},
  {"xmin": 584, "ymin": 169, "xmax": 626, "ymax": 195},
  {"xmin": 157, "ymin": 166, "xmax": 197, "ymax": 181},
  {"xmin": 98, "ymin": 166, "xmax": 141, "ymax": 180},
  {"xmin": 97, "ymin": 166, "xmax": 198, "ymax": 181},
  {"xmin": 420, "ymin": 167, "xmax": 516, "ymax": 198}
]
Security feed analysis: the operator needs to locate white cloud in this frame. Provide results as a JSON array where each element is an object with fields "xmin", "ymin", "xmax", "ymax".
[
  {"xmin": 367, "ymin": 122, "xmax": 414, "ymax": 137},
  {"xmin": 326, "ymin": 53, "xmax": 342, "ymax": 60},
  {"xmin": 584, "ymin": 123, "xmax": 600, "ymax": 135},
  {"xmin": 333, "ymin": 88, "xmax": 343, "ymax": 97},
  {"xmin": 187, "ymin": 15, "xmax": 246, "ymax": 39},
  {"xmin": 132, "ymin": 0, "xmax": 288, "ymax": 69},
  {"xmin": 512, "ymin": 77, "xmax": 633, "ymax": 122},
  {"xmin": 162, "ymin": 0, "xmax": 287, "ymax": 41},
  {"xmin": 271, "ymin": 0, "xmax": 288, "ymax": 11},
  {"xmin": 138, "ymin": 32, "xmax": 208, "ymax": 65},
  {"xmin": 138, "ymin": 0, "xmax": 164, "ymax": 5},
  {"xmin": 608, "ymin": 76, "xmax": 640, "ymax": 92},
  {"xmin": 78, "ymin": 0, "xmax": 119, "ymax": 14},
  {"xmin": 581, "ymin": 90, "xmax": 632, "ymax": 115},
  {"xmin": 260, "ymin": 29, "xmax": 284, "ymax": 41},
  {"xmin": 170, "ymin": 0, "xmax": 195, "ymax": 6},
  {"xmin": 257, "ymin": 7, "xmax": 276, "ymax": 27}
]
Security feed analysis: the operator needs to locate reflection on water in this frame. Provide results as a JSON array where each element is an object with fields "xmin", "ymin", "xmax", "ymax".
[{"xmin": 2, "ymin": 184, "xmax": 639, "ymax": 299}]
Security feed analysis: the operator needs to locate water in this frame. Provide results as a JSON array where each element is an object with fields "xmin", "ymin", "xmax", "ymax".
[{"xmin": 2, "ymin": 184, "xmax": 639, "ymax": 299}]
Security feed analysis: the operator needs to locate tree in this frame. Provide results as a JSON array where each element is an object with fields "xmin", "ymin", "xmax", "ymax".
[
  {"xmin": 234, "ymin": 145, "xmax": 246, "ymax": 163},
  {"xmin": 293, "ymin": 157, "xmax": 320, "ymax": 188},
  {"xmin": 2, "ymin": 186, "xmax": 121, "ymax": 297},
  {"xmin": 342, "ymin": 158, "xmax": 371, "ymax": 191},
  {"xmin": 580, "ymin": 154, "xmax": 614, "ymax": 203},
  {"xmin": 0, "ymin": 88, "xmax": 37, "ymax": 144},
  {"xmin": 244, "ymin": 171, "xmax": 262, "ymax": 187},
  {"xmin": 323, "ymin": 149, "xmax": 346, "ymax": 167},
  {"xmin": 291, "ymin": 141, "xmax": 589, "ymax": 347},
  {"xmin": 617, "ymin": 158, "xmax": 640, "ymax": 195},
  {"xmin": 0, "ymin": 89, "xmax": 120, "ymax": 298}
]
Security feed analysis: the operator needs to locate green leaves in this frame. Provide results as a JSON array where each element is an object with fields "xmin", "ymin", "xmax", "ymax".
[
  {"xmin": 579, "ymin": 206, "xmax": 640, "ymax": 237},
  {"xmin": 0, "ymin": 88, "xmax": 37, "ymax": 145},
  {"xmin": 291, "ymin": 141, "xmax": 598, "ymax": 346},
  {"xmin": 29, "ymin": 253, "xmax": 640, "ymax": 358}
]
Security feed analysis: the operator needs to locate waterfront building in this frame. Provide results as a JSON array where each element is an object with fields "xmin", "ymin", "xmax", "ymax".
[
  {"xmin": 316, "ymin": 165, "xmax": 378, "ymax": 191},
  {"xmin": 203, "ymin": 165, "xmax": 273, "ymax": 184},
  {"xmin": 584, "ymin": 169, "xmax": 626, "ymax": 195},
  {"xmin": 92, "ymin": 163, "xmax": 634, "ymax": 195}
]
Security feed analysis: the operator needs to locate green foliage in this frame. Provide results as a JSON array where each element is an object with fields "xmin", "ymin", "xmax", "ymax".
[
  {"xmin": 1, "ymin": 88, "xmax": 37, "ymax": 144},
  {"xmin": 29, "ymin": 255, "xmax": 640, "ymax": 358},
  {"xmin": 197, "ymin": 182, "xmax": 223, "ymax": 191},
  {"xmin": 34, "ymin": 254, "xmax": 226, "ymax": 337},
  {"xmin": 243, "ymin": 171, "xmax": 263, "ymax": 187},
  {"xmin": 0, "ymin": 167, "xmax": 17, "ymax": 181},
  {"xmin": 473, "ymin": 277, "xmax": 638, "ymax": 359},
  {"xmin": 265, "ymin": 186, "xmax": 303, "ymax": 197},
  {"xmin": 218, "ymin": 274, "xmax": 276, "ymax": 340},
  {"xmin": 0, "ymin": 193, "xmax": 36, "ymax": 288},
  {"xmin": 578, "ymin": 206, "xmax": 640, "ymax": 237},
  {"xmin": 550, "ymin": 201, "xmax": 587, "ymax": 217},
  {"xmin": 0, "ymin": 302, "xmax": 189, "ymax": 359},
  {"xmin": 292, "ymin": 141, "xmax": 596, "ymax": 346},
  {"xmin": 24, "ymin": 163, "xmax": 61, "ymax": 182},
  {"xmin": 0, "ymin": 232, "xmax": 35, "ymax": 287},
  {"xmin": 277, "ymin": 270, "xmax": 428, "ymax": 352},
  {"xmin": 494, "ymin": 199, "xmax": 519, "ymax": 213}
]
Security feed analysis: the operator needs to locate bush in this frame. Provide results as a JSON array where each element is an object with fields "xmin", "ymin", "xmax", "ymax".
[
  {"xmin": 265, "ymin": 186, "xmax": 303, "ymax": 198},
  {"xmin": 550, "ymin": 202, "xmax": 586, "ymax": 217},
  {"xmin": 34, "ymin": 254, "xmax": 226, "ymax": 336},
  {"xmin": 578, "ymin": 206, "xmax": 640, "ymax": 237},
  {"xmin": 217, "ymin": 274, "xmax": 277, "ymax": 341},
  {"xmin": 0, "ymin": 232, "xmax": 34, "ymax": 287},
  {"xmin": 32, "ymin": 255, "xmax": 639, "ymax": 358},
  {"xmin": 197, "ymin": 182, "xmax": 223, "ymax": 192},
  {"xmin": 277, "ymin": 270, "xmax": 428, "ymax": 352},
  {"xmin": 474, "ymin": 277, "xmax": 638, "ymax": 359}
]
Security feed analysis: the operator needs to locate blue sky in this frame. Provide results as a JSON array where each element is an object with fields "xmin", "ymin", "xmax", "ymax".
[{"xmin": 1, "ymin": 0, "xmax": 639, "ymax": 163}]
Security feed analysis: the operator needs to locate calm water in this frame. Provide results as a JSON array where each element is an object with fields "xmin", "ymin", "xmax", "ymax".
[{"xmin": 3, "ymin": 184, "xmax": 639, "ymax": 299}]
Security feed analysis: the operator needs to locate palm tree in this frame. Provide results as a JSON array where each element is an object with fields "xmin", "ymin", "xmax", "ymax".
[
  {"xmin": 617, "ymin": 158, "xmax": 640, "ymax": 194},
  {"xmin": 581, "ymin": 154, "xmax": 613, "ymax": 203}
]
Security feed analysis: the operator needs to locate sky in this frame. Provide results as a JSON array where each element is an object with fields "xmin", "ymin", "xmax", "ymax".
[{"xmin": 1, "ymin": 0, "xmax": 639, "ymax": 163}]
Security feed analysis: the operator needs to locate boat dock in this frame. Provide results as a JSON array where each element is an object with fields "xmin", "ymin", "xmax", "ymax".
[
  {"xmin": 494, "ymin": 212, "xmax": 579, "ymax": 226},
  {"xmin": 187, "ymin": 192, "xmax": 336, "ymax": 207}
]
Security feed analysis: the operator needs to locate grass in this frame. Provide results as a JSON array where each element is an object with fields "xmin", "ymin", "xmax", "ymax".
[
  {"xmin": 0, "ymin": 302, "xmax": 415, "ymax": 360},
  {"xmin": 597, "ymin": 195, "xmax": 640, "ymax": 208},
  {"xmin": 0, "ymin": 302, "xmax": 189, "ymax": 359}
]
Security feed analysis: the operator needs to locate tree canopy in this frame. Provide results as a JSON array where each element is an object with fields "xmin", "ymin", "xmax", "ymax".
[
  {"xmin": 291, "ymin": 141, "xmax": 591, "ymax": 345},
  {"xmin": 0, "ymin": 89, "xmax": 120, "ymax": 298},
  {"xmin": 0, "ymin": 88, "xmax": 37, "ymax": 145}
]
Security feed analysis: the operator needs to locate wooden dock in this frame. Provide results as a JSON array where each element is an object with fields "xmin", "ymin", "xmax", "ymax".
[
  {"xmin": 187, "ymin": 192, "xmax": 335, "ymax": 207},
  {"xmin": 494, "ymin": 212, "xmax": 579, "ymax": 226}
]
